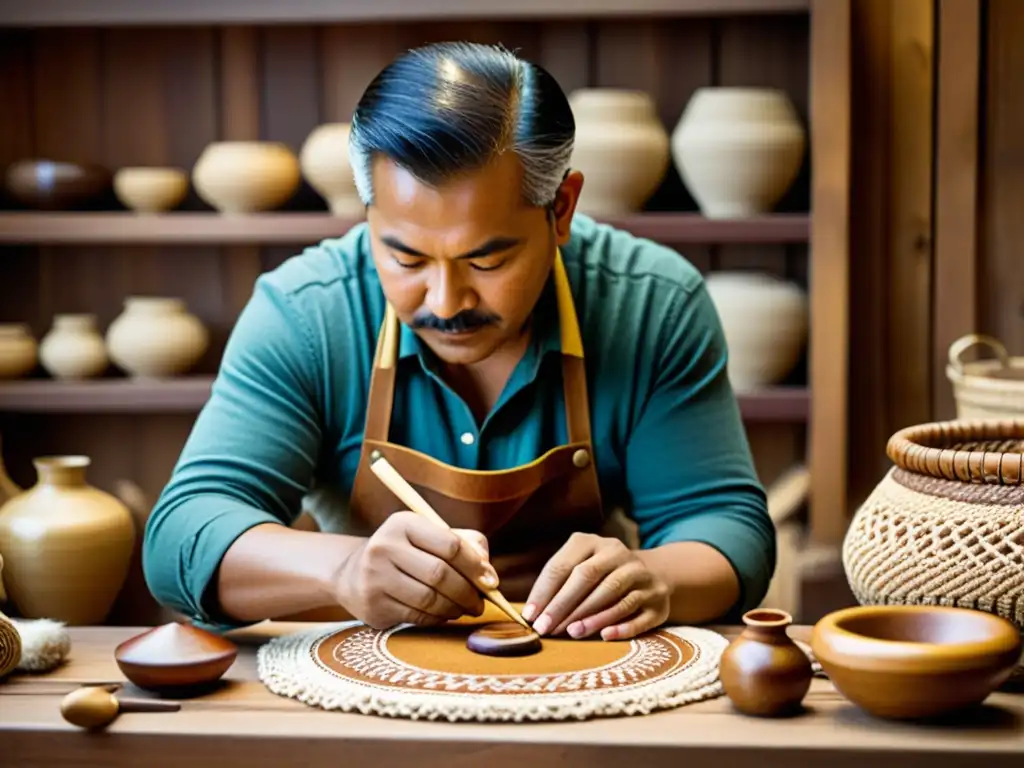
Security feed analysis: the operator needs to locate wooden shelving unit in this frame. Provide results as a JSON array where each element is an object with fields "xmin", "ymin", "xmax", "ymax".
[{"xmin": 0, "ymin": 212, "xmax": 811, "ymax": 246}]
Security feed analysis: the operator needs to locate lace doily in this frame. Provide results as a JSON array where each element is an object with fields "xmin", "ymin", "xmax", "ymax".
[{"xmin": 257, "ymin": 620, "xmax": 732, "ymax": 722}]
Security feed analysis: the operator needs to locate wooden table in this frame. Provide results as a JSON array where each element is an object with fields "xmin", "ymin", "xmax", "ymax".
[{"xmin": 1, "ymin": 623, "xmax": 1022, "ymax": 767}]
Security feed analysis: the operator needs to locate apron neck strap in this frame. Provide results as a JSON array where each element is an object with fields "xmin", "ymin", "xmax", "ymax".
[{"xmin": 365, "ymin": 248, "xmax": 592, "ymax": 445}]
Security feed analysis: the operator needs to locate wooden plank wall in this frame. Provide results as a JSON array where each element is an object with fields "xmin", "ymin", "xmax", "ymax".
[{"xmin": 0, "ymin": 16, "xmax": 812, "ymax": 625}]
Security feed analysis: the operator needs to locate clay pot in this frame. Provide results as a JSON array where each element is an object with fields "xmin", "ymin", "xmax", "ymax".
[
  {"xmin": 114, "ymin": 166, "xmax": 189, "ymax": 213},
  {"xmin": 0, "ymin": 433, "xmax": 20, "ymax": 508},
  {"xmin": 106, "ymin": 297, "xmax": 209, "ymax": 378},
  {"xmin": 671, "ymin": 87, "xmax": 805, "ymax": 218},
  {"xmin": 568, "ymin": 89, "xmax": 670, "ymax": 216},
  {"xmin": 39, "ymin": 314, "xmax": 109, "ymax": 380},
  {"xmin": 114, "ymin": 622, "xmax": 238, "ymax": 692},
  {"xmin": 812, "ymin": 605, "xmax": 1022, "ymax": 720},
  {"xmin": 0, "ymin": 323, "xmax": 38, "ymax": 380},
  {"xmin": 718, "ymin": 608, "xmax": 812, "ymax": 717},
  {"xmin": 300, "ymin": 123, "xmax": 363, "ymax": 217},
  {"xmin": 0, "ymin": 455, "xmax": 136, "ymax": 625},
  {"xmin": 192, "ymin": 141, "xmax": 301, "ymax": 213},
  {"xmin": 5, "ymin": 159, "xmax": 112, "ymax": 210},
  {"xmin": 704, "ymin": 272, "xmax": 807, "ymax": 391}
]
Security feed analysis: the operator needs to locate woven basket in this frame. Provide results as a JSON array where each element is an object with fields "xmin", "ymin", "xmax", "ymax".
[
  {"xmin": 842, "ymin": 419, "xmax": 1024, "ymax": 675},
  {"xmin": 946, "ymin": 334, "xmax": 1024, "ymax": 420}
]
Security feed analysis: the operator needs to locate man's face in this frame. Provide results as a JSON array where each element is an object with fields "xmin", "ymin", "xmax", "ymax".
[{"xmin": 366, "ymin": 152, "xmax": 582, "ymax": 366}]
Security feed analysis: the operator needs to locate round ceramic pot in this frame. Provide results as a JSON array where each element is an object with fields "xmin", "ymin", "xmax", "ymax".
[
  {"xmin": 5, "ymin": 159, "xmax": 112, "ymax": 210},
  {"xmin": 704, "ymin": 271, "xmax": 807, "ymax": 391},
  {"xmin": 192, "ymin": 141, "xmax": 301, "ymax": 213},
  {"xmin": 300, "ymin": 123, "xmax": 363, "ymax": 217},
  {"xmin": 0, "ymin": 455, "xmax": 136, "ymax": 625},
  {"xmin": 843, "ymin": 420, "xmax": 1024, "ymax": 677},
  {"xmin": 39, "ymin": 313, "xmax": 109, "ymax": 380},
  {"xmin": 106, "ymin": 297, "xmax": 209, "ymax": 378},
  {"xmin": 568, "ymin": 89, "xmax": 670, "ymax": 216},
  {"xmin": 0, "ymin": 323, "xmax": 38, "ymax": 380},
  {"xmin": 114, "ymin": 166, "xmax": 189, "ymax": 213},
  {"xmin": 671, "ymin": 87, "xmax": 806, "ymax": 218}
]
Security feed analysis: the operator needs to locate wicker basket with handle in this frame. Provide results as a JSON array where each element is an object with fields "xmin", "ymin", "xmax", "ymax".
[
  {"xmin": 842, "ymin": 419, "xmax": 1024, "ymax": 674},
  {"xmin": 946, "ymin": 333, "xmax": 1024, "ymax": 420}
]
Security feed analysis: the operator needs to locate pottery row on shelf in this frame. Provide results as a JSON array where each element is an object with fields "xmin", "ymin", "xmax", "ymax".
[
  {"xmin": 1, "ymin": 86, "xmax": 807, "ymax": 220},
  {"xmin": 0, "ymin": 296, "xmax": 209, "ymax": 381}
]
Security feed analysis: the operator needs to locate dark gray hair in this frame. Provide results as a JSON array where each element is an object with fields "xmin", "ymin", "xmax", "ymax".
[{"xmin": 348, "ymin": 42, "xmax": 575, "ymax": 209}]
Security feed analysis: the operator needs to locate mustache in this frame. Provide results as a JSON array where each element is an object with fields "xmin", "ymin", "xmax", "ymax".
[{"xmin": 412, "ymin": 309, "xmax": 500, "ymax": 333}]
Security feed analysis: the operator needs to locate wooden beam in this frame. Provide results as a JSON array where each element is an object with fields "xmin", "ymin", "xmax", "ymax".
[
  {"xmin": 807, "ymin": 0, "xmax": 852, "ymax": 546},
  {"xmin": 932, "ymin": 0, "xmax": 981, "ymax": 421}
]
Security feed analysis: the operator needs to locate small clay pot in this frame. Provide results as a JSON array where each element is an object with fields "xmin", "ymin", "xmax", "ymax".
[
  {"xmin": 114, "ymin": 622, "xmax": 238, "ymax": 693},
  {"xmin": 719, "ymin": 608, "xmax": 812, "ymax": 717}
]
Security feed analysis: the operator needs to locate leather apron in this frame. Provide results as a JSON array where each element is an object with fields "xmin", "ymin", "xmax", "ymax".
[{"xmin": 346, "ymin": 250, "xmax": 605, "ymax": 601}]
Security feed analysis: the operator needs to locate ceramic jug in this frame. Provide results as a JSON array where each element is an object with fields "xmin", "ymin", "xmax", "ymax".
[
  {"xmin": 0, "ymin": 455, "xmax": 136, "ymax": 625},
  {"xmin": 39, "ymin": 314, "xmax": 109, "ymax": 380},
  {"xmin": 106, "ymin": 297, "xmax": 209, "ymax": 378}
]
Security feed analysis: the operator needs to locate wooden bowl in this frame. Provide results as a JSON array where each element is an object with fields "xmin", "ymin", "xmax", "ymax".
[
  {"xmin": 811, "ymin": 605, "xmax": 1022, "ymax": 720},
  {"xmin": 114, "ymin": 622, "xmax": 238, "ymax": 692},
  {"xmin": 5, "ymin": 159, "xmax": 112, "ymax": 210}
]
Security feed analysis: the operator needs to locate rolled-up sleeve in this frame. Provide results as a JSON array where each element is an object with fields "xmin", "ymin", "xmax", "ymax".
[
  {"xmin": 142, "ymin": 275, "xmax": 324, "ymax": 628},
  {"xmin": 625, "ymin": 281, "xmax": 776, "ymax": 620}
]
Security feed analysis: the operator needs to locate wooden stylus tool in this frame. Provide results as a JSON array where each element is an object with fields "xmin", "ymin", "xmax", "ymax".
[{"xmin": 368, "ymin": 450, "xmax": 534, "ymax": 632}]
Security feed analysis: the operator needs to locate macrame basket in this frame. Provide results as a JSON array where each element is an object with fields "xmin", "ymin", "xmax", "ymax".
[
  {"xmin": 946, "ymin": 334, "xmax": 1024, "ymax": 421},
  {"xmin": 842, "ymin": 419, "xmax": 1024, "ymax": 676}
]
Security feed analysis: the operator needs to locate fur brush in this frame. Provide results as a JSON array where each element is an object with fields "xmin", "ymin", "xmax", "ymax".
[{"xmin": 0, "ymin": 611, "xmax": 71, "ymax": 678}]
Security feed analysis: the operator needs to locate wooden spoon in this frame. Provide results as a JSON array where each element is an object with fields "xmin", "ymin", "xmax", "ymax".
[{"xmin": 60, "ymin": 685, "xmax": 181, "ymax": 729}]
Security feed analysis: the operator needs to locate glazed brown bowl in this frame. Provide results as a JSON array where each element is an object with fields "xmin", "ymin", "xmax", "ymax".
[
  {"xmin": 811, "ymin": 605, "xmax": 1022, "ymax": 720},
  {"xmin": 114, "ymin": 622, "xmax": 238, "ymax": 693},
  {"xmin": 5, "ymin": 159, "xmax": 112, "ymax": 210}
]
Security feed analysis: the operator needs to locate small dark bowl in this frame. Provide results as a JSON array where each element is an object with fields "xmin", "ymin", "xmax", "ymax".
[
  {"xmin": 114, "ymin": 622, "xmax": 238, "ymax": 693},
  {"xmin": 5, "ymin": 159, "xmax": 112, "ymax": 210},
  {"xmin": 811, "ymin": 605, "xmax": 1022, "ymax": 721}
]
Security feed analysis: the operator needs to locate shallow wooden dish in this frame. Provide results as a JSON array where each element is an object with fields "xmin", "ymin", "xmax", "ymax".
[
  {"xmin": 114, "ymin": 622, "xmax": 238, "ymax": 692},
  {"xmin": 811, "ymin": 605, "xmax": 1022, "ymax": 720}
]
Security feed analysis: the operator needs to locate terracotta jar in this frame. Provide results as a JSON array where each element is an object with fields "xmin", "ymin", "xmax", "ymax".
[
  {"xmin": 192, "ymin": 141, "xmax": 301, "ymax": 213},
  {"xmin": 106, "ymin": 297, "xmax": 209, "ymax": 378},
  {"xmin": 300, "ymin": 123, "xmax": 363, "ymax": 217},
  {"xmin": 39, "ymin": 314, "xmax": 109, "ymax": 380},
  {"xmin": 671, "ymin": 87, "xmax": 806, "ymax": 219},
  {"xmin": 704, "ymin": 271, "xmax": 808, "ymax": 392},
  {"xmin": 718, "ymin": 608, "xmax": 813, "ymax": 717},
  {"xmin": 568, "ymin": 88, "xmax": 670, "ymax": 215},
  {"xmin": 0, "ymin": 455, "xmax": 136, "ymax": 625},
  {"xmin": 0, "ymin": 323, "xmax": 38, "ymax": 380}
]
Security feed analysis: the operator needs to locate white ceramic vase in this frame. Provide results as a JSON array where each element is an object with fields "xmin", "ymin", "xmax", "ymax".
[
  {"xmin": 300, "ymin": 123, "xmax": 363, "ymax": 217},
  {"xmin": 39, "ymin": 314, "xmax": 109, "ymax": 380},
  {"xmin": 192, "ymin": 141, "xmax": 301, "ymax": 214},
  {"xmin": 671, "ymin": 88, "xmax": 806, "ymax": 219},
  {"xmin": 0, "ymin": 324, "xmax": 38, "ymax": 380},
  {"xmin": 106, "ymin": 297, "xmax": 209, "ymax": 378},
  {"xmin": 704, "ymin": 272, "xmax": 808, "ymax": 391},
  {"xmin": 568, "ymin": 89, "xmax": 670, "ymax": 216}
]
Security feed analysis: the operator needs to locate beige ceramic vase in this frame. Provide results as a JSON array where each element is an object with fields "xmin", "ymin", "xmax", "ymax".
[
  {"xmin": 672, "ymin": 87, "xmax": 806, "ymax": 219},
  {"xmin": 568, "ymin": 89, "xmax": 670, "ymax": 216},
  {"xmin": 39, "ymin": 314, "xmax": 109, "ymax": 380},
  {"xmin": 0, "ymin": 455, "xmax": 136, "ymax": 625},
  {"xmin": 704, "ymin": 272, "xmax": 808, "ymax": 392},
  {"xmin": 0, "ymin": 323, "xmax": 38, "ymax": 380},
  {"xmin": 300, "ymin": 123, "xmax": 363, "ymax": 216},
  {"xmin": 192, "ymin": 141, "xmax": 301, "ymax": 213},
  {"xmin": 113, "ymin": 166, "xmax": 189, "ymax": 213},
  {"xmin": 106, "ymin": 297, "xmax": 209, "ymax": 378},
  {"xmin": 0, "ymin": 433, "xmax": 19, "ymax": 507}
]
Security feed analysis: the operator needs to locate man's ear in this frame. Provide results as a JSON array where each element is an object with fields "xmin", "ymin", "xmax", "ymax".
[{"xmin": 551, "ymin": 170, "xmax": 584, "ymax": 244}]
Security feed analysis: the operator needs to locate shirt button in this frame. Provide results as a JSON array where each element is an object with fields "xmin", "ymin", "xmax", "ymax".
[{"xmin": 460, "ymin": 432, "xmax": 475, "ymax": 446}]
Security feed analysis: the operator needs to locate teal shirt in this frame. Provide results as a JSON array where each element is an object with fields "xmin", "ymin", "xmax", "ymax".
[{"xmin": 142, "ymin": 213, "xmax": 774, "ymax": 629}]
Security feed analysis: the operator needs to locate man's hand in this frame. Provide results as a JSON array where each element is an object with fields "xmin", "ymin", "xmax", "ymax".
[
  {"xmin": 522, "ymin": 533, "xmax": 670, "ymax": 641},
  {"xmin": 336, "ymin": 512, "xmax": 498, "ymax": 630}
]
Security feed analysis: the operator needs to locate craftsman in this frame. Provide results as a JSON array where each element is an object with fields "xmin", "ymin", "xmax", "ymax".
[{"xmin": 142, "ymin": 42, "xmax": 775, "ymax": 643}]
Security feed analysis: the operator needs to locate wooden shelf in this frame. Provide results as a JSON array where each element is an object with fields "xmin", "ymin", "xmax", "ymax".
[
  {"xmin": 0, "ymin": 378, "xmax": 810, "ymax": 420},
  {"xmin": 0, "ymin": 0, "xmax": 810, "ymax": 27},
  {"xmin": 0, "ymin": 212, "xmax": 810, "ymax": 246}
]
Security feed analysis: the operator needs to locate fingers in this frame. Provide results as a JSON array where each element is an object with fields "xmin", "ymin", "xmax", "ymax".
[
  {"xmin": 391, "ymin": 546, "xmax": 485, "ymax": 618},
  {"xmin": 454, "ymin": 528, "xmax": 490, "ymax": 559},
  {"xmin": 549, "ymin": 561, "xmax": 649, "ymax": 637},
  {"xmin": 599, "ymin": 604, "xmax": 670, "ymax": 641},
  {"xmin": 530, "ymin": 545, "xmax": 632, "ymax": 636},
  {"xmin": 523, "ymin": 533, "xmax": 600, "ymax": 625},
  {"xmin": 402, "ymin": 516, "xmax": 498, "ymax": 591}
]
